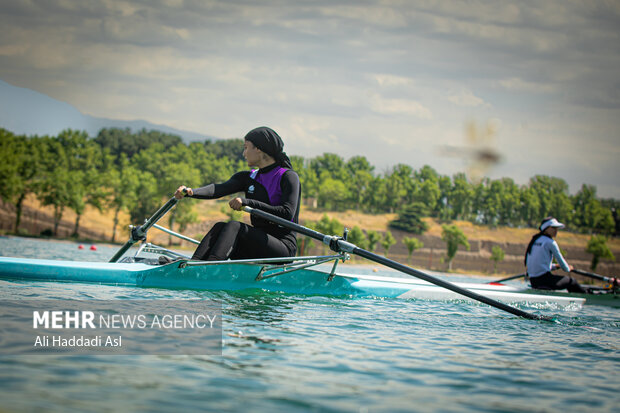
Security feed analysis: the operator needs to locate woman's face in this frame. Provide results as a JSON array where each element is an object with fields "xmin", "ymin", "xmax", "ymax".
[
  {"xmin": 243, "ymin": 140, "xmax": 263, "ymax": 167},
  {"xmin": 544, "ymin": 227, "xmax": 558, "ymax": 238}
]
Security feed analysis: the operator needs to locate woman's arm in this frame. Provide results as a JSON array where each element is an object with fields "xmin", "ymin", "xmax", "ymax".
[
  {"xmin": 549, "ymin": 240, "xmax": 572, "ymax": 272},
  {"xmin": 187, "ymin": 172, "xmax": 247, "ymax": 200}
]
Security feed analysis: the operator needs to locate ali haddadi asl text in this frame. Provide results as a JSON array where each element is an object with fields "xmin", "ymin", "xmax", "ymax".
[{"xmin": 34, "ymin": 335, "xmax": 121, "ymax": 348}]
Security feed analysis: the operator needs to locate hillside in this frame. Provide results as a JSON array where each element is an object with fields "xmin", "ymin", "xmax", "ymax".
[
  {"xmin": 0, "ymin": 80, "xmax": 213, "ymax": 142},
  {"xmin": 1, "ymin": 195, "xmax": 618, "ymax": 278}
]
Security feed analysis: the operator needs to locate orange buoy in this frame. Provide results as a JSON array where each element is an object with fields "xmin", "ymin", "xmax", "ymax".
[{"xmin": 90, "ymin": 245, "xmax": 97, "ymax": 251}]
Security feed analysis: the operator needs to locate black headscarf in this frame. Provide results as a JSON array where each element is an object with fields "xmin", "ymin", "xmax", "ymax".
[{"xmin": 244, "ymin": 127, "xmax": 293, "ymax": 169}]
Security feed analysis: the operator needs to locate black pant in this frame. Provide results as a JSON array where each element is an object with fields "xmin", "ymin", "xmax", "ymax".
[
  {"xmin": 192, "ymin": 221, "xmax": 293, "ymax": 261},
  {"xmin": 529, "ymin": 272, "xmax": 586, "ymax": 293}
]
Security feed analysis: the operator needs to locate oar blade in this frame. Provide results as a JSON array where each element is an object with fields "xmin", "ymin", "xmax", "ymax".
[{"xmin": 490, "ymin": 273, "xmax": 527, "ymax": 284}]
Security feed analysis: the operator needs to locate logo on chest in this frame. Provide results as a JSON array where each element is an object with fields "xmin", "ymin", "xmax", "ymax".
[{"xmin": 248, "ymin": 185, "xmax": 255, "ymax": 194}]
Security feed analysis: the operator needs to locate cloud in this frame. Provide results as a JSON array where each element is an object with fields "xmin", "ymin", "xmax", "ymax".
[
  {"xmin": 372, "ymin": 74, "xmax": 414, "ymax": 87},
  {"xmin": 498, "ymin": 78, "xmax": 555, "ymax": 94},
  {"xmin": 447, "ymin": 89, "xmax": 487, "ymax": 107},
  {"xmin": 369, "ymin": 94, "xmax": 433, "ymax": 119},
  {"xmin": 0, "ymin": 0, "xmax": 619, "ymax": 197}
]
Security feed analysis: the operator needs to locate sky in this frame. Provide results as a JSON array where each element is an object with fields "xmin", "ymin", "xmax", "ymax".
[{"xmin": 1, "ymin": 0, "xmax": 619, "ymax": 198}]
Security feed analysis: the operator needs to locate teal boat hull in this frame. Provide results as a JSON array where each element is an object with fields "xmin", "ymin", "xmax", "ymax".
[
  {"xmin": 0, "ymin": 256, "xmax": 591, "ymax": 308},
  {"xmin": 0, "ymin": 256, "xmax": 400, "ymax": 298}
]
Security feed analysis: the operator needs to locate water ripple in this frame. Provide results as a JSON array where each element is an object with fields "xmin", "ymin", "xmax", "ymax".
[{"xmin": 1, "ymin": 236, "xmax": 619, "ymax": 412}]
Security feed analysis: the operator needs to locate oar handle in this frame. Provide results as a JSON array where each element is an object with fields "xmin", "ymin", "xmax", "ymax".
[
  {"xmin": 243, "ymin": 206, "xmax": 356, "ymax": 251},
  {"xmin": 136, "ymin": 188, "xmax": 188, "ymax": 238},
  {"xmin": 243, "ymin": 206, "xmax": 550, "ymax": 321},
  {"xmin": 109, "ymin": 192, "xmax": 184, "ymax": 263}
]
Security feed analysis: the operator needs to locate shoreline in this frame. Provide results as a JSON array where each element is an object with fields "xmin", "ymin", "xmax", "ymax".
[
  {"xmin": 0, "ymin": 233, "xmax": 593, "ymax": 281},
  {"xmin": 1, "ymin": 196, "xmax": 619, "ymax": 278}
]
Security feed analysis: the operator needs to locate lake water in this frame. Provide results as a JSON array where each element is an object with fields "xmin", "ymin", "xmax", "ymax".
[{"xmin": 0, "ymin": 236, "xmax": 619, "ymax": 412}]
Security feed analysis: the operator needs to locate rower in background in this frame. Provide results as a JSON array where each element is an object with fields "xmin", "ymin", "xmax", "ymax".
[
  {"xmin": 174, "ymin": 126, "xmax": 301, "ymax": 262},
  {"xmin": 525, "ymin": 217, "xmax": 587, "ymax": 293}
]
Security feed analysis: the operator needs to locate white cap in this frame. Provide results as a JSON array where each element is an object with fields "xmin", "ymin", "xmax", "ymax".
[{"xmin": 540, "ymin": 218, "xmax": 565, "ymax": 231}]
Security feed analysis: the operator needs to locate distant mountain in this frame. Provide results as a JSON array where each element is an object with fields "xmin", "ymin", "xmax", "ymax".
[{"xmin": 0, "ymin": 79, "xmax": 216, "ymax": 142}]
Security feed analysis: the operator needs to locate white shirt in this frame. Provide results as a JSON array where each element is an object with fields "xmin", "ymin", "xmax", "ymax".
[{"xmin": 526, "ymin": 235, "xmax": 570, "ymax": 277}]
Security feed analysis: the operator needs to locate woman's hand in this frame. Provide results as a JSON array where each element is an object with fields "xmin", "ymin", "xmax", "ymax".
[
  {"xmin": 174, "ymin": 185, "xmax": 193, "ymax": 199},
  {"xmin": 229, "ymin": 197, "xmax": 244, "ymax": 211}
]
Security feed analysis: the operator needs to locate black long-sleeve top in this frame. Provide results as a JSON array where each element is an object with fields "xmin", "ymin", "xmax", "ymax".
[{"xmin": 190, "ymin": 163, "xmax": 301, "ymax": 254}]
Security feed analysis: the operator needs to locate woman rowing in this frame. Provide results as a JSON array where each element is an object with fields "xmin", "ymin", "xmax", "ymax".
[
  {"xmin": 524, "ymin": 217, "xmax": 587, "ymax": 293},
  {"xmin": 174, "ymin": 126, "xmax": 301, "ymax": 261}
]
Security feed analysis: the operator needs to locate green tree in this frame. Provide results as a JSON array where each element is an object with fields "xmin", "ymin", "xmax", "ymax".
[
  {"xmin": 107, "ymin": 156, "xmax": 140, "ymax": 242},
  {"xmin": 203, "ymin": 138, "xmax": 245, "ymax": 163},
  {"xmin": 318, "ymin": 178, "xmax": 348, "ymax": 211},
  {"xmin": 291, "ymin": 155, "xmax": 319, "ymax": 207},
  {"xmin": 345, "ymin": 155, "xmax": 374, "ymax": 177},
  {"xmin": 298, "ymin": 220, "xmax": 317, "ymax": 256},
  {"xmin": 314, "ymin": 214, "xmax": 343, "ymax": 236},
  {"xmin": 584, "ymin": 199, "xmax": 615, "ymax": 235},
  {"xmin": 297, "ymin": 236, "xmax": 316, "ymax": 256},
  {"xmin": 0, "ymin": 131, "xmax": 41, "ymax": 232},
  {"xmin": 347, "ymin": 169, "xmax": 374, "ymax": 211},
  {"xmin": 441, "ymin": 224, "xmax": 470, "ymax": 271},
  {"xmin": 490, "ymin": 245, "xmax": 505, "ymax": 273},
  {"xmin": 56, "ymin": 129, "xmax": 107, "ymax": 236},
  {"xmin": 403, "ymin": 236, "xmax": 424, "ymax": 264},
  {"xmin": 497, "ymin": 178, "xmax": 520, "ymax": 226},
  {"xmin": 381, "ymin": 231, "xmax": 396, "ymax": 256},
  {"xmin": 367, "ymin": 230, "xmax": 381, "ymax": 252},
  {"xmin": 41, "ymin": 167, "xmax": 72, "ymax": 236},
  {"xmin": 310, "ymin": 153, "xmax": 345, "ymax": 180},
  {"xmin": 176, "ymin": 207, "xmax": 198, "ymax": 234},
  {"xmin": 383, "ymin": 164, "xmax": 414, "ymax": 213},
  {"xmin": 418, "ymin": 179, "xmax": 440, "ymax": 216},
  {"xmin": 519, "ymin": 186, "xmax": 541, "ymax": 227},
  {"xmin": 436, "ymin": 175, "xmax": 452, "ymax": 219},
  {"xmin": 37, "ymin": 136, "xmax": 74, "ymax": 236},
  {"xmin": 528, "ymin": 175, "xmax": 572, "ymax": 225},
  {"xmin": 414, "ymin": 165, "xmax": 440, "ymax": 215},
  {"xmin": 347, "ymin": 226, "xmax": 368, "ymax": 250},
  {"xmin": 449, "ymin": 173, "xmax": 473, "ymax": 220},
  {"xmin": 158, "ymin": 147, "xmax": 201, "ymax": 243},
  {"xmin": 95, "ymin": 127, "xmax": 183, "ymax": 161},
  {"xmin": 364, "ymin": 177, "xmax": 388, "ymax": 213},
  {"xmin": 480, "ymin": 179, "xmax": 503, "ymax": 226},
  {"xmin": 389, "ymin": 202, "xmax": 429, "ymax": 234},
  {"xmin": 572, "ymin": 184, "xmax": 596, "ymax": 231},
  {"xmin": 127, "ymin": 170, "xmax": 160, "ymax": 225},
  {"xmin": 345, "ymin": 155, "xmax": 375, "ymax": 211},
  {"xmin": 314, "ymin": 214, "xmax": 343, "ymax": 253},
  {"xmin": 586, "ymin": 235, "xmax": 615, "ymax": 271}
]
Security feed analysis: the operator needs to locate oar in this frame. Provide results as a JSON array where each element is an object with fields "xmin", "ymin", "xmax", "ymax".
[
  {"xmin": 490, "ymin": 273, "xmax": 527, "ymax": 284},
  {"xmin": 571, "ymin": 268, "xmax": 617, "ymax": 285},
  {"xmin": 109, "ymin": 195, "xmax": 180, "ymax": 262},
  {"xmin": 243, "ymin": 206, "xmax": 550, "ymax": 321}
]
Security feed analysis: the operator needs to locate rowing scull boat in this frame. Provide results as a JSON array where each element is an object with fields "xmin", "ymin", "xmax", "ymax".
[{"xmin": 0, "ymin": 254, "xmax": 585, "ymax": 309}]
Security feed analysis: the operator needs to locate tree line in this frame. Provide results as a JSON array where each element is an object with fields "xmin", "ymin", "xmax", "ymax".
[{"xmin": 1, "ymin": 127, "xmax": 618, "ymax": 246}]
